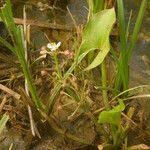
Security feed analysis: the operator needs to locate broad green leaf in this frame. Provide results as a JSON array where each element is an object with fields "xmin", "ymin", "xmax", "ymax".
[
  {"xmin": 0, "ymin": 113, "xmax": 9, "ymax": 134},
  {"xmin": 98, "ymin": 99, "xmax": 125, "ymax": 126},
  {"xmin": 77, "ymin": 8, "xmax": 116, "ymax": 70}
]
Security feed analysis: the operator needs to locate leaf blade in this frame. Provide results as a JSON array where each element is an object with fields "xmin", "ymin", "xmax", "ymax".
[
  {"xmin": 98, "ymin": 99, "xmax": 125, "ymax": 126},
  {"xmin": 77, "ymin": 8, "xmax": 116, "ymax": 70}
]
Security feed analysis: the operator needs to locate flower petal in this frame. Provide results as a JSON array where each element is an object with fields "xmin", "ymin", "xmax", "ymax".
[
  {"xmin": 56, "ymin": 42, "xmax": 61, "ymax": 48},
  {"xmin": 51, "ymin": 47, "xmax": 57, "ymax": 51},
  {"xmin": 47, "ymin": 43, "xmax": 53, "ymax": 49}
]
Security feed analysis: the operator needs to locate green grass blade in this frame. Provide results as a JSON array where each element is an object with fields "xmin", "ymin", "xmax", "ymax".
[
  {"xmin": 117, "ymin": 0, "xmax": 126, "ymax": 51},
  {"xmin": 93, "ymin": 0, "xmax": 105, "ymax": 13},
  {"xmin": 0, "ymin": 0, "xmax": 45, "ymax": 111},
  {"xmin": 65, "ymin": 86, "xmax": 80, "ymax": 102},
  {"xmin": 110, "ymin": 46, "xmax": 119, "ymax": 64},
  {"xmin": 101, "ymin": 61, "xmax": 110, "ymax": 110},
  {"xmin": 0, "ymin": 113, "xmax": 9, "ymax": 134},
  {"xmin": 114, "ymin": 0, "xmax": 129, "ymax": 93},
  {"xmin": 126, "ymin": 10, "xmax": 133, "ymax": 42},
  {"xmin": 111, "ymin": 85, "xmax": 150, "ymax": 102},
  {"xmin": 127, "ymin": 0, "xmax": 148, "ymax": 61},
  {"xmin": 0, "ymin": 37, "xmax": 16, "ymax": 53},
  {"xmin": 48, "ymin": 61, "xmax": 77, "ymax": 113}
]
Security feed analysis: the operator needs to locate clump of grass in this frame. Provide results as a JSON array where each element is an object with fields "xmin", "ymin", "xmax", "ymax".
[
  {"xmin": 0, "ymin": 0, "xmax": 45, "ymax": 111},
  {"xmin": 114, "ymin": 0, "xmax": 148, "ymax": 94}
]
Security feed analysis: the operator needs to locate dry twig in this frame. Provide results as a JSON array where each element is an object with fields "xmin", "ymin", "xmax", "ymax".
[{"xmin": 0, "ymin": 84, "xmax": 20, "ymax": 100}]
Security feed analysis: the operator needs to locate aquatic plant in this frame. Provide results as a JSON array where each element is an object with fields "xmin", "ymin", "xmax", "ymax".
[
  {"xmin": 87, "ymin": 0, "xmax": 149, "ymax": 149},
  {"xmin": 0, "ymin": 0, "xmax": 45, "ymax": 110},
  {"xmin": 0, "ymin": 0, "xmax": 149, "ymax": 149},
  {"xmin": 48, "ymin": 0, "xmax": 149, "ymax": 148},
  {"xmin": 114, "ymin": 0, "xmax": 148, "ymax": 94}
]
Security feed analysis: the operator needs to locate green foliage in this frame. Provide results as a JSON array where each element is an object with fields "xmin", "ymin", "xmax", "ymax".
[
  {"xmin": 0, "ymin": 113, "xmax": 9, "ymax": 134},
  {"xmin": 0, "ymin": 0, "xmax": 148, "ymax": 147},
  {"xmin": 48, "ymin": 8, "xmax": 116, "ymax": 112},
  {"xmin": 98, "ymin": 99, "xmax": 126, "ymax": 148},
  {"xmin": 65, "ymin": 86, "xmax": 80, "ymax": 102},
  {"xmin": 114, "ymin": 0, "xmax": 148, "ymax": 93},
  {"xmin": 127, "ymin": 0, "xmax": 148, "ymax": 61},
  {"xmin": 93, "ymin": 0, "xmax": 105, "ymax": 13},
  {"xmin": 98, "ymin": 99, "xmax": 125, "ymax": 126},
  {"xmin": 0, "ymin": 0, "xmax": 45, "ymax": 110},
  {"xmin": 88, "ymin": 0, "xmax": 105, "ymax": 18},
  {"xmin": 94, "ymin": 0, "xmax": 148, "ymax": 148},
  {"xmin": 78, "ymin": 8, "xmax": 116, "ymax": 70}
]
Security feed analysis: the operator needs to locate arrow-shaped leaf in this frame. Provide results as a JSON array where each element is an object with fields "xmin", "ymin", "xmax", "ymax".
[
  {"xmin": 77, "ymin": 8, "xmax": 116, "ymax": 70},
  {"xmin": 98, "ymin": 99, "xmax": 125, "ymax": 126}
]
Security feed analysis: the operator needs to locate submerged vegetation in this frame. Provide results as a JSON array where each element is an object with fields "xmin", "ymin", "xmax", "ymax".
[{"xmin": 0, "ymin": 0, "xmax": 150, "ymax": 149}]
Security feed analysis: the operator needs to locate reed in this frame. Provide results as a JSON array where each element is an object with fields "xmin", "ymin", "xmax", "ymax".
[{"xmin": 0, "ymin": 0, "xmax": 45, "ymax": 110}]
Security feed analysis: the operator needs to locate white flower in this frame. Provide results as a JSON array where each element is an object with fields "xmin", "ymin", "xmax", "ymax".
[{"xmin": 47, "ymin": 42, "xmax": 61, "ymax": 51}]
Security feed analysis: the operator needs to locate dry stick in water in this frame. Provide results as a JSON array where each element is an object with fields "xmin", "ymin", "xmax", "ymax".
[
  {"xmin": 0, "ymin": 18, "xmax": 74, "ymax": 31},
  {"xmin": 0, "ymin": 84, "xmax": 20, "ymax": 100},
  {"xmin": 0, "ymin": 96, "xmax": 7, "ymax": 113},
  {"xmin": 0, "ymin": 16, "xmax": 74, "ymax": 30}
]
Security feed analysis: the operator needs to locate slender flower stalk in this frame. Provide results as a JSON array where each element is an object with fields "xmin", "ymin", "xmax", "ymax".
[{"xmin": 46, "ymin": 42, "xmax": 62, "ymax": 80}]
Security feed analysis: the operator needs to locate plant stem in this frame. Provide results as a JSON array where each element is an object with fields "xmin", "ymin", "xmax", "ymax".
[
  {"xmin": 101, "ymin": 60, "xmax": 122, "ymax": 148},
  {"xmin": 101, "ymin": 60, "xmax": 110, "ymax": 110},
  {"xmin": 114, "ymin": 0, "xmax": 129, "ymax": 94},
  {"xmin": 48, "ymin": 61, "xmax": 77, "ymax": 114},
  {"xmin": 53, "ymin": 53, "xmax": 62, "ymax": 80}
]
